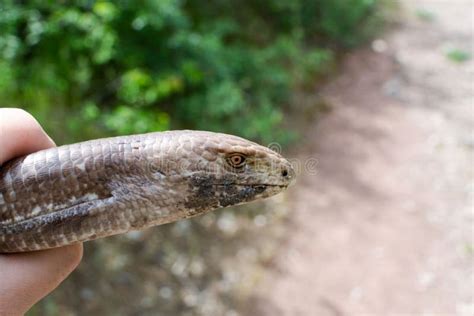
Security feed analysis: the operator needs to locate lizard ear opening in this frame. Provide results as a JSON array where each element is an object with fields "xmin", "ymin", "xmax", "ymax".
[{"xmin": 148, "ymin": 163, "xmax": 167, "ymax": 178}]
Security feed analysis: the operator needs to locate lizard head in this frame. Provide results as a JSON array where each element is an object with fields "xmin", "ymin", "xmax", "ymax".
[{"xmin": 154, "ymin": 130, "xmax": 295, "ymax": 216}]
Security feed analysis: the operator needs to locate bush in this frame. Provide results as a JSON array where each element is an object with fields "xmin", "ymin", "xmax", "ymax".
[{"xmin": 0, "ymin": 0, "xmax": 384, "ymax": 145}]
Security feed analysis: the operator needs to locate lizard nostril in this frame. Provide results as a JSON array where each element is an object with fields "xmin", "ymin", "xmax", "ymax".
[{"xmin": 281, "ymin": 169, "xmax": 289, "ymax": 178}]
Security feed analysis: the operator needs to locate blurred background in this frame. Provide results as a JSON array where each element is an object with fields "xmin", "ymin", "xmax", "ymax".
[{"xmin": 0, "ymin": 0, "xmax": 472, "ymax": 315}]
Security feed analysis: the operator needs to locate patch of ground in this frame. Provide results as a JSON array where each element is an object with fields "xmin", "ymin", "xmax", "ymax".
[{"xmin": 248, "ymin": 1, "xmax": 473, "ymax": 315}]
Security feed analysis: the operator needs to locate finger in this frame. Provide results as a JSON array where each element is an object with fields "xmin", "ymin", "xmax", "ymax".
[
  {"xmin": 0, "ymin": 108, "xmax": 83, "ymax": 314},
  {"xmin": 0, "ymin": 244, "xmax": 83, "ymax": 315},
  {"xmin": 0, "ymin": 108, "xmax": 55, "ymax": 165}
]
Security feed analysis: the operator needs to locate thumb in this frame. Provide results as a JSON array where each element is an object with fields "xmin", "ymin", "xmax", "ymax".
[{"xmin": 0, "ymin": 108, "xmax": 83, "ymax": 315}]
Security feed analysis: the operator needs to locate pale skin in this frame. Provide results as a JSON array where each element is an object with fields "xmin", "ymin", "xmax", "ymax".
[{"xmin": 0, "ymin": 109, "xmax": 83, "ymax": 315}]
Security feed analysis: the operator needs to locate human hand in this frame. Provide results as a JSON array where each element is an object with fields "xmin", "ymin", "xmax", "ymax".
[{"xmin": 0, "ymin": 109, "xmax": 83, "ymax": 316}]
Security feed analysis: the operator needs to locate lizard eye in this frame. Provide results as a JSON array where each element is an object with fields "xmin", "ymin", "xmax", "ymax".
[{"xmin": 227, "ymin": 154, "xmax": 246, "ymax": 168}]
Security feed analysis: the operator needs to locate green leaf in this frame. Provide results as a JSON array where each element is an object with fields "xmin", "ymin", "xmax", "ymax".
[{"xmin": 93, "ymin": 2, "xmax": 118, "ymax": 21}]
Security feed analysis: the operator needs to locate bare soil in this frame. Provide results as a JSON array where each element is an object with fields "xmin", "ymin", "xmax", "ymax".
[{"xmin": 248, "ymin": 1, "xmax": 473, "ymax": 315}]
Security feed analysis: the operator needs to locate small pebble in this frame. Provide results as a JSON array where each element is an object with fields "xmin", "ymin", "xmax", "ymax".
[{"xmin": 372, "ymin": 39, "xmax": 388, "ymax": 53}]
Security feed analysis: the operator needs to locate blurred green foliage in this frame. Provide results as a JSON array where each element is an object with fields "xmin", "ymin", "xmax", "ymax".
[
  {"xmin": 0, "ymin": 0, "xmax": 385, "ymax": 145},
  {"xmin": 415, "ymin": 8, "xmax": 435, "ymax": 22},
  {"xmin": 445, "ymin": 48, "xmax": 471, "ymax": 63}
]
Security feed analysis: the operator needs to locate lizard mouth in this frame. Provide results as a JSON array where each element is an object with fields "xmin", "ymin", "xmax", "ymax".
[
  {"xmin": 185, "ymin": 176, "xmax": 290, "ymax": 211},
  {"xmin": 211, "ymin": 183, "xmax": 288, "ymax": 189},
  {"xmin": 211, "ymin": 183, "xmax": 288, "ymax": 197}
]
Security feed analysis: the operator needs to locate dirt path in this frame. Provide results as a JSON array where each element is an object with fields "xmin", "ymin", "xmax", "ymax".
[{"xmin": 248, "ymin": 1, "xmax": 473, "ymax": 315}]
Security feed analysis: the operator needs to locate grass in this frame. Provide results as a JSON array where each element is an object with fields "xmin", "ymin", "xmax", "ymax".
[
  {"xmin": 445, "ymin": 48, "xmax": 471, "ymax": 63},
  {"xmin": 415, "ymin": 8, "xmax": 435, "ymax": 22}
]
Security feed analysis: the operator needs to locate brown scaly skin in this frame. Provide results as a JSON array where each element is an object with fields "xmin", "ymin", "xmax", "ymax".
[{"xmin": 0, "ymin": 130, "xmax": 295, "ymax": 253}]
